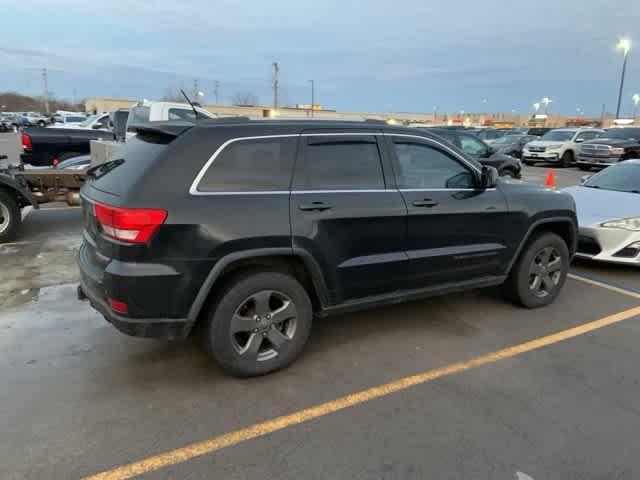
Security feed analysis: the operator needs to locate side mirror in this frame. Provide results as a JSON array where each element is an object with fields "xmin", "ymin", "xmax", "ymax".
[
  {"xmin": 580, "ymin": 174, "xmax": 591, "ymax": 184},
  {"xmin": 575, "ymin": 138, "xmax": 584, "ymax": 143},
  {"xmin": 91, "ymin": 124, "xmax": 102, "ymax": 129},
  {"xmin": 480, "ymin": 166, "xmax": 499, "ymax": 189}
]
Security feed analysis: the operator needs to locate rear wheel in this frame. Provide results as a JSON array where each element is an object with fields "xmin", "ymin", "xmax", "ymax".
[
  {"xmin": 0, "ymin": 189, "xmax": 21, "ymax": 244},
  {"xmin": 501, "ymin": 169, "xmax": 517, "ymax": 178},
  {"xmin": 204, "ymin": 271, "xmax": 313, "ymax": 377},
  {"xmin": 560, "ymin": 150, "xmax": 573, "ymax": 167},
  {"xmin": 503, "ymin": 232, "xmax": 569, "ymax": 308}
]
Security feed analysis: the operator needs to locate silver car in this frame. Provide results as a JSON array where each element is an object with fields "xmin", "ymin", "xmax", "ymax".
[{"xmin": 564, "ymin": 160, "xmax": 640, "ymax": 265}]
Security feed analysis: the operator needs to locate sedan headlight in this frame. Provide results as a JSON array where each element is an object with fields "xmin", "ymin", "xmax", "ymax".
[
  {"xmin": 601, "ymin": 217, "xmax": 640, "ymax": 231},
  {"xmin": 611, "ymin": 147, "xmax": 625, "ymax": 155}
]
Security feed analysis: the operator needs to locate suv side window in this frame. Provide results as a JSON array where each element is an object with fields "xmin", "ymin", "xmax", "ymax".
[
  {"xmin": 295, "ymin": 135, "xmax": 385, "ymax": 190},
  {"xmin": 392, "ymin": 140, "xmax": 475, "ymax": 189},
  {"xmin": 459, "ymin": 134, "xmax": 489, "ymax": 156},
  {"xmin": 197, "ymin": 137, "xmax": 298, "ymax": 192}
]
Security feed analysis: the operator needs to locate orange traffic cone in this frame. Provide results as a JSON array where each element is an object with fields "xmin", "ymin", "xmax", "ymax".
[{"xmin": 545, "ymin": 169, "xmax": 555, "ymax": 188}]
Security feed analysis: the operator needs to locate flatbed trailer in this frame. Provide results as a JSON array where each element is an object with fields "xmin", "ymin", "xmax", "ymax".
[{"xmin": 0, "ymin": 156, "xmax": 87, "ymax": 242}]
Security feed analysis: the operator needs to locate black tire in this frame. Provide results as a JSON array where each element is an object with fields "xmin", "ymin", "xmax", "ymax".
[
  {"xmin": 578, "ymin": 164, "xmax": 591, "ymax": 171},
  {"xmin": 38, "ymin": 121, "xmax": 46, "ymax": 127},
  {"xmin": 204, "ymin": 271, "xmax": 313, "ymax": 377},
  {"xmin": 560, "ymin": 150, "xmax": 573, "ymax": 168},
  {"xmin": 501, "ymin": 169, "xmax": 517, "ymax": 178},
  {"xmin": 502, "ymin": 232, "xmax": 569, "ymax": 308},
  {"xmin": 523, "ymin": 160, "xmax": 535, "ymax": 166},
  {"xmin": 0, "ymin": 189, "xmax": 21, "ymax": 244}
]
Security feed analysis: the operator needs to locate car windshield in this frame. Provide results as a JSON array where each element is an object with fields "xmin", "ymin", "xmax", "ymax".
[
  {"xmin": 602, "ymin": 128, "xmax": 640, "ymax": 140},
  {"xmin": 78, "ymin": 115, "xmax": 99, "ymax": 127},
  {"xmin": 584, "ymin": 162, "xmax": 640, "ymax": 193},
  {"xmin": 541, "ymin": 130, "xmax": 575, "ymax": 141},
  {"xmin": 65, "ymin": 116, "xmax": 86, "ymax": 122}
]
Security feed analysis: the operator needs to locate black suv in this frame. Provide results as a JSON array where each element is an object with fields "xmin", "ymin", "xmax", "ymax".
[{"xmin": 77, "ymin": 120, "xmax": 577, "ymax": 377}]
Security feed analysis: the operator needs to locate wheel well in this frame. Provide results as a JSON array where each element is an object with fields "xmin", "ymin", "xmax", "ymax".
[
  {"xmin": 529, "ymin": 221, "xmax": 576, "ymax": 255},
  {"xmin": 196, "ymin": 255, "xmax": 322, "ymax": 327},
  {"xmin": 563, "ymin": 149, "xmax": 574, "ymax": 158}
]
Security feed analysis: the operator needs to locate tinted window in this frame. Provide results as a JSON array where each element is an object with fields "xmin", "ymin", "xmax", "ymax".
[
  {"xmin": 296, "ymin": 136, "xmax": 384, "ymax": 190},
  {"xmin": 603, "ymin": 128, "xmax": 640, "ymax": 140},
  {"xmin": 576, "ymin": 131, "xmax": 599, "ymax": 141},
  {"xmin": 459, "ymin": 135, "xmax": 488, "ymax": 156},
  {"xmin": 198, "ymin": 137, "xmax": 298, "ymax": 192},
  {"xmin": 393, "ymin": 141, "xmax": 474, "ymax": 189}
]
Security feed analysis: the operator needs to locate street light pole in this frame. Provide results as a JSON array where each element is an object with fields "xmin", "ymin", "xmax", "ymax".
[
  {"xmin": 307, "ymin": 79, "xmax": 314, "ymax": 118},
  {"xmin": 632, "ymin": 93, "xmax": 640, "ymax": 120},
  {"xmin": 615, "ymin": 38, "xmax": 631, "ymax": 119}
]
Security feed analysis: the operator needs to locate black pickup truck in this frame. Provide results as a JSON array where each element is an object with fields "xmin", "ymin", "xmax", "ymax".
[
  {"xmin": 576, "ymin": 127, "xmax": 640, "ymax": 170},
  {"xmin": 20, "ymin": 127, "xmax": 115, "ymax": 167}
]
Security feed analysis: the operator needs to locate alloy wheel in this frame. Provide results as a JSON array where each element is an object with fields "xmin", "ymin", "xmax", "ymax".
[
  {"xmin": 230, "ymin": 290, "xmax": 297, "ymax": 362},
  {"xmin": 0, "ymin": 202, "xmax": 10, "ymax": 235},
  {"xmin": 528, "ymin": 246, "xmax": 562, "ymax": 298}
]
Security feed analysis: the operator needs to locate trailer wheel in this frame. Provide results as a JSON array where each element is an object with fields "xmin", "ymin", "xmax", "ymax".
[{"xmin": 0, "ymin": 189, "xmax": 21, "ymax": 244}]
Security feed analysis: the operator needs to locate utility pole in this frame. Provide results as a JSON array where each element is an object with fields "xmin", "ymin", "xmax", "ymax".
[
  {"xmin": 42, "ymin": 68, "xmax": 49, "ymax": 114},
  {"xmin": 213, "ymin": 80, "xmax": 220, "ymax": 104},
  {"xmin": 272, "ymin": 62, "xmax": 279, "ymax": 110},
  {"xmin": 307, "ymin": 80, "xmax": 315, "ymax": 118},
  {"xmin": 192, "ymin": 80, "xmax": 199, "ymax": 100}
]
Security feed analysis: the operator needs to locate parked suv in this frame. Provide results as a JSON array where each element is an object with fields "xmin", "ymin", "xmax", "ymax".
[
  {"xmin": 77, "ymin": 120, "xmax": 577, "ymax": 376},
  {"xmin": 522, "ymin": 128, "xmax": 603, "ymax": 167}
]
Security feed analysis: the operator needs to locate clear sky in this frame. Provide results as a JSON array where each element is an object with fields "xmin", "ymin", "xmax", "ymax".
[{"xmin": 2, "ymin": 0, "xmax": 639, "ymax": 116}]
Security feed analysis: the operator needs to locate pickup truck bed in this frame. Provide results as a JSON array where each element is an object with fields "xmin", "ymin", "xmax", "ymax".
[{"xmin": 21, "ymin": 127, "xmax": 114, "ymax": 167}]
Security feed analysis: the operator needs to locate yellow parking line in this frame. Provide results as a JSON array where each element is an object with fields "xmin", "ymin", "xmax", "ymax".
[
  {"xmin": 568, "ymin": 273, "xmax": 640, "ymax": 300},
  {"xmin": 83, "ymin": 304, "xmax": 640, "ymax": 480}
]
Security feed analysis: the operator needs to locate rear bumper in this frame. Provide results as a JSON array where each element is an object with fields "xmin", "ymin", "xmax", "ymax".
[{"xmin": 77, "ymin": 241, "xmax": 193, "ymax": 339}]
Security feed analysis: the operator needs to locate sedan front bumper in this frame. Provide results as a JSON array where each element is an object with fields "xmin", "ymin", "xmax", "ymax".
[
  {"xmin": 576, "ymin": 225, "xmax": 640, "ymax": 265},
  {"xmin": 522, "ymin": 151, "xmax": 560, "ymax": 162}
]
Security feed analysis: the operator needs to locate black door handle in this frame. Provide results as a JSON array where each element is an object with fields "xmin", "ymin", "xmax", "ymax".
[
  {"xmin": 299, "ymin": 202, "xmax": 332, "ymax": 211},
  {"xmin": 412, "ymin": 199, "xmax": 438, "ymax": 208}
]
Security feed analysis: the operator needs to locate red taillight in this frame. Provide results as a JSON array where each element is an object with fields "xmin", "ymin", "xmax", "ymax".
[
  {"xmin": 108, "ymin": 298, "xmax": 128, "ymax": 314},
  {"xmin": 51, "ymin": 158, "xmax": 60, "ymax": 166},
  {"xmin": 21, "ymin": 132, "xmax": 32, "ymax": 150},
  {"xmin": 93, "ymin": 202, "xmax": 167, "ymax": 244}
]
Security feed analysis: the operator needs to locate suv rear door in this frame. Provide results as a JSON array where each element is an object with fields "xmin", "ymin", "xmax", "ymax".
[
  {"xmin": 386, "ymin": 133, "xmax": 510, "ymax": 287},
  {"xmin": 291, "ymin": 131, "xmax": 407, "ymax": 303}
]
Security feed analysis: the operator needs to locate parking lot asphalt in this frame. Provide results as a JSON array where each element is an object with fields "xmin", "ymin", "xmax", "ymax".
[{"xmin": 2, "ymin": 131, "xmax": 640, "ymax": 479}]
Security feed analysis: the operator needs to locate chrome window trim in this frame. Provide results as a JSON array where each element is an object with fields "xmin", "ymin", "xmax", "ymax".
[
  {"xmin": 383, "ymin": 132, "xmax": 482, "ymax": 173},
  {"xmin": 399, "ymin": 188, "xmax": 496, "ymax": 192},
  {"xmin": 190, "ymin": 131, "xmax": 483, "ymax": 196}
]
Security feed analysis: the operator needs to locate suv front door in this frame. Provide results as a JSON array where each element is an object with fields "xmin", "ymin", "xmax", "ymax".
[
  {"xmin": 291, "ymin": 132, "xmax": 408, "ymax": 303},
  {"xmin": 386, "ymin": 134, "xmax": 511, "ymax": 287}
]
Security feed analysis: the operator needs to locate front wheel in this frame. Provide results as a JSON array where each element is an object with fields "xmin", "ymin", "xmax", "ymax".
[
  {"xmin": 560, "ymin": 151, "xmax": 573, "ymax": 168},
  {"xmin": 0, "ymin": 189, "xmax": 21, "ymax": 244},
  {"xmin": 502, "ymin": 232, "xmax": 569, "ymax": 308},
  {"xmin": 38, "ymin": 121, "xmax": 46, "ymax": 127},
  {"xmin": 205, "ymin": 271, "xmax": 313, "ymax": 377}
]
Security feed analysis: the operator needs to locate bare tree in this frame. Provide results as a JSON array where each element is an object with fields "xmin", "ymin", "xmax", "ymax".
[{"xmin": 231, "ymin": 92, "xmax": 259, "ymax": 106}]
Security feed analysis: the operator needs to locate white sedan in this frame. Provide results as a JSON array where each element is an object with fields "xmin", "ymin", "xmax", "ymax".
[{"xmin": 564, "ymin": 160, "xmax": 640, "ymax": 265}]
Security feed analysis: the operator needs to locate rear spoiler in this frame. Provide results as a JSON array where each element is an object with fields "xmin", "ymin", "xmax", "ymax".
[{"xmin": 128, "ymin": 121, "xmax": 194, "ymax": 137}]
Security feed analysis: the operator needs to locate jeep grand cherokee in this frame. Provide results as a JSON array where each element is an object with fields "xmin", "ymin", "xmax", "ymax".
[{"xmin": 77, "ymin": 120, "xmax": 577, "ymax": 377}]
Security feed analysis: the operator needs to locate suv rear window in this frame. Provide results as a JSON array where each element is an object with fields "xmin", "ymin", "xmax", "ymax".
[
  {"xmin": 197, "ymin": 137, "xmax": 298, "ymax": 192},
  {"xmin": 88, "ymin": 136, "xmax": 166, "ymax": 196},
  {"xmin": 295, "ymin": 136, "xmax": 384, "ymax": 190}
]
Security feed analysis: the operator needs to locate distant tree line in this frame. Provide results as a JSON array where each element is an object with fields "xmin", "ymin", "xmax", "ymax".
[{"xmin": 0, "ymin": 91, "xmax": 84, "ymax": 114}]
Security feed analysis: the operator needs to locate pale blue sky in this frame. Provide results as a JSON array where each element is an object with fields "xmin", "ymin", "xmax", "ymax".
[{"xmin": 2, "ymin": 0, "xmax": 639, "ymax": 115}]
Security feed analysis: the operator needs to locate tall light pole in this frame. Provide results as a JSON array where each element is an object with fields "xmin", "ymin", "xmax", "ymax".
[
  {"xmin": 541, "ymin": 97, "xmax": 552, "ymax": 114},
  {"xmin": 615, "ymin": 38, "xmax": 631, "ymax": 119},
  {"xmin": 307, "ymin": 79, "xmax": 314, "ymax": 118},
  {"xmin": 533, "ymin": 102, "xmax": 540, "ymax": 114},
  {"xmin": 273, "ymin": 62, "xmax": 280, "ymax": 110},
  {"xmin": 632, "ymin": 93, "xmax": 640, "ymax": 119}
]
